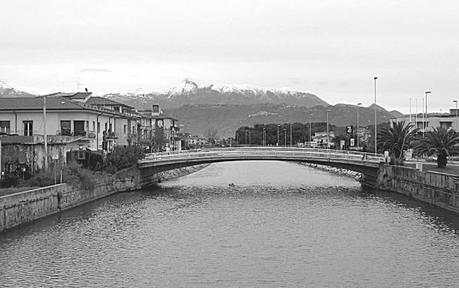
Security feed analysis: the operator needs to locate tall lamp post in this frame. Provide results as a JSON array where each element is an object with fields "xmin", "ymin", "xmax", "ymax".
[
  {"xmin": 373, "ymin": 76, "xmax": 378, "ymax": 155},
  {"xmin": 284, "ymin": 128, "xmax": 287, "ymax": 147},
  {"xmin": 424, "ymin": 91, "xmax": 431, "ymax": 136},
  {"xmin": 357, "ymin": 102, "xmax": 362, "ymax": 149},
  {"xmin": 263, "ymin": 127, "xmax": 267, "ymax": 146},
  {"xmin": 289, "ymin": 123, "xmax": 293, "ymax": 147},
  {"xmin": 277, "ymin": 125, "xmax": 280, "ymax": 146},
  {"xmin": 326, "ymin": 109, "xmax": 331, "ymax": 149},
  {"xmin": 454, "ymin": 100, "xmax": 458, "ymax": 131},
  {"xmin": 309, "ymin": 116, "xmax": 312, "ymax": 147}
]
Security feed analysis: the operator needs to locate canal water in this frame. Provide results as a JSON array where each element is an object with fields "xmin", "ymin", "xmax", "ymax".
[{"xmin": 1, "ymin": 161, "xmax": 459, "ymax": 287}]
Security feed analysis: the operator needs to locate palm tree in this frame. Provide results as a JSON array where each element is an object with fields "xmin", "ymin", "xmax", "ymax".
[
  {"xmin": 415, "ymin": 127, "xmax": 459, "ymax": 168},
  {"xmin": 378, "ymin": 121, "xmax": 418, "ymax": 165}
]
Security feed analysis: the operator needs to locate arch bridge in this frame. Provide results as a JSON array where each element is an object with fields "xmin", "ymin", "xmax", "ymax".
[{"xmin": 137, "ymin": 147, "xmax": 384, "ymax": 187}]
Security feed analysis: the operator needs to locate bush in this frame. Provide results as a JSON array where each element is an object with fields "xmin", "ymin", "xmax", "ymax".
[
  {"xmin": 62, "ymin": 161, "xmax": 96, "ymax": 190},
  {"xmin": 22, "ymin": 169, "xmax": 55, "ymax": 187},
  {"xmin": 0, "ymin": 175, "xmax": 20, "ymax": 188},
  {"xmin": 104, "ymin": 145, "xmax": 144, "ymax": 173},
  {"xmin": 18, "ymin": 161, "xmax": 96, "ymax": 190}
]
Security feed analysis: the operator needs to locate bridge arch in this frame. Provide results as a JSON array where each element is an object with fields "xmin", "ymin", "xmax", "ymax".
[{"xmin": 137, "ymin": 148, "xmax": 383, "ymax": 187}]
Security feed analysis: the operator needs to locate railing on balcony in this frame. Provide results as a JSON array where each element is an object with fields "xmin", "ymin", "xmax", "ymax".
[{"xmin": 55, "ymin": 130, "xmax": 96, "ymax": 138}]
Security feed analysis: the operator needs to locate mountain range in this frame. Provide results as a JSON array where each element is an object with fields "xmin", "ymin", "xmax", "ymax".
[
  {"xmin": 106, "ymin": 81, "xmax": 329, "ymax": 110},
  {"xmin": 0, "ymin": 79, "xmax": 402, "ymax": 138},
  {"xmin": 106, "ymin": 82, "xmax": 401, "ymax": 137}
]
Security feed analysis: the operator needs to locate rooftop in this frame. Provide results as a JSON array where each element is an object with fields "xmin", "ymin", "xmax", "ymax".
[
  {"xmin": 0, "ymin": 96, "xmax": 84, "ymax": 110},
  {"xmin": 86, "ymin": 96, "xmax": 135, "ymax": 109}
]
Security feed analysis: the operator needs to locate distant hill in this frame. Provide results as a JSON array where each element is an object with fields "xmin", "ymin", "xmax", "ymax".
[
  {"xmin": 0, "ymin": 80, "xmax": 34, "ymax": 97},
  {"xmin": 106, "ymin": 81, "xmax": 329, "ymax": 110},
  {"xmin": 389, "ymin": 110, "xmax": 404, "ymax": 118}
]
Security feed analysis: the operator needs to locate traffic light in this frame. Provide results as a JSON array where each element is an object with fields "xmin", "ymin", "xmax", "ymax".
[{"xmin": 346, "ymin": 125, "xmax": 353, "ymax": 135}]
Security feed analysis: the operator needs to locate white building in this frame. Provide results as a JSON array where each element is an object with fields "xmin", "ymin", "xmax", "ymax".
[
  {"xmin": 311, "ymin": 131, "xmax": 335, "ymax": 148},
  {"xmin": 391, "ymin": 109, "xmax": 459, "ymax": 133},
  {"xmin": 0, "ymin": 92, "xmax": 140, "ymax": 152}
]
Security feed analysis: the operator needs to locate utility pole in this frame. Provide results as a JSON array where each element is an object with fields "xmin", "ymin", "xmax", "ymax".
[
  {"xmin": 289, "ymin": 123, "xmax": 292, "ymax": 147},
  {"xmin": 309, "ymin": 117, "xmax": 312, "ymax": 147},
  {"xmin": 43, "ymin": 95, "xmax": 48, "ymax": 170}
]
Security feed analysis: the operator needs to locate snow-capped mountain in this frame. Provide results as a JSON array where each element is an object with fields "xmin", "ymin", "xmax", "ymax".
[
  {"xmin": 0, "ymin": 80, "xmax": 34, "ymax": 97},
  {"xmin": 106, "ymin": 81, "xmax": 329, "ymax": 110}
]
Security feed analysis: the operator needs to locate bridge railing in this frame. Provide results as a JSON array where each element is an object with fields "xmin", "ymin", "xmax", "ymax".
[
  {"xmin": 145, "ymin": 146, "xmax": 383, "ymax": 157},
  {"xmin": 141, "ymin": 147, "xmax": 384, "ymax": 164}
]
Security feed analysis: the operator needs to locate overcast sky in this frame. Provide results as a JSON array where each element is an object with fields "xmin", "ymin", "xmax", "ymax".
[{"xmin": 1, "ymin": 0, "xmax": 459, "ymax": 113}]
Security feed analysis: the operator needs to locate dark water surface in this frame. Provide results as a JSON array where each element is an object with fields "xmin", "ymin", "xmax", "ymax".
[{"xmin": 1, "ymin": 161, "xmax": 459, "ymax": 287}]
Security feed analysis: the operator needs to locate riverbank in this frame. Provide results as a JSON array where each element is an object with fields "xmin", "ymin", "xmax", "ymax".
[
  {"xmin": 0, "ymin": 164, "xmax": 209, "ymax": 233},
  {"xmin": 298, "ymin": 162, "xmax": 362, "ymax": 180},
  {"xmin": 377, "ymin": 164, "xmax": 459, "ymax": 214}
]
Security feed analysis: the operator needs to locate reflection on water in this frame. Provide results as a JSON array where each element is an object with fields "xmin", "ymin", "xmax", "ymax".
[{"xmin": 1, "ymin": 161, "xmax": 459, "ymax": 287}]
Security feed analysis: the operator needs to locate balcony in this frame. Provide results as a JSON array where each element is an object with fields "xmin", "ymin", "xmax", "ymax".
[
  {"xmin": 56, "ymin": 130, "xmax": 96, "ymax": 139},
  {"xmin": 103, "ymin": 131, "xmax": 119, "ymax": 140}
]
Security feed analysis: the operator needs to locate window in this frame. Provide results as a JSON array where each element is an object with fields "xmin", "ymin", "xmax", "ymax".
[
  {"xmin": 92, "ymin": 121, "xmax": 95, "ymax": 132},
  {"xmin": 440, "ymin": 121, "xmax": 452, "ymax": 129},
  {"xmin": 124, "ymin": 124, "xmax": 127, "ymax": 134},
  {"xmin": 104, "ymin": 122, "xmax": 108, "ymax": 131},
  {"xmin": 97, "ymin": 122, "xmax": 100, "ymax": 133},
  {"xmin": 60, "ymin": 120, "xmax": 71, "ymax": 136},
  {"xmin": 74, "ymin": 120, "xmax": 85, "ymax": 136},
  {"xmin": 23, "ymin": 121, "xmax": 33, "ymax": 136},
  {"xmin": 0, "ymin": 121, "xmax": 10, "ymax": 134},
  {"xmin": 109, "ymin": 123, "xmax": 112, "ymax": 133}
]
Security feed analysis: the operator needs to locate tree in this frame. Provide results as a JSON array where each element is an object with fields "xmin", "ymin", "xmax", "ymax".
[
  {"xmin": 378, "ymin": 121, "xmax": 418, "ymax": 165},
  {"xmin": 414, "ymin": 127, "xmax": 459, "ymax": 168}
]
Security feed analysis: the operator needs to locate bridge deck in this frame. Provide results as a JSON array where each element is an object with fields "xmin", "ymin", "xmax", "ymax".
[{"xmin": 138, "ymin": 147, "xmax": 384, "ymax": 169}]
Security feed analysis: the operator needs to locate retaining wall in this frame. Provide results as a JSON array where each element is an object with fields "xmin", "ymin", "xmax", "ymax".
[{"xmin": 377, "ymin": 165, "xmax": 459, "ymax": 214}]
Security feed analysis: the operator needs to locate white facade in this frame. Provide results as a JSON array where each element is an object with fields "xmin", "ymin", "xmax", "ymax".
[{"xmin": 392, "ymin": 113, "xmax": 459, "ymax": 132}]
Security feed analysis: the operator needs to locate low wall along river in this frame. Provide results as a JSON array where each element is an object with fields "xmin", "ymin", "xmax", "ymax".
[{"xmin": 377, "ymin": 165, "xmax": 459, "ymax": 214}]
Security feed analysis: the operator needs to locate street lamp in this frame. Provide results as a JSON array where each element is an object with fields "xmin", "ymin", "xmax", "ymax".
[
  {"xmin": 277, "ymin": 125, "xmax": 280, "ymax": 146},
  {"xmin": 290, "ymin": 123, "xmax": 293, "ymax": 147},
  {"xmin": 262, "ymin": 127, "xmax": 266, "ymax": 146},
  {"xmin": 424, "ymin": 91, "xmax": 431, "ymax": 136},
  {"xmin": 326, "ymin": 109, "xmax": 331, "ymax": 149},
  {"xmin": 309, "ymin": 116, "xmax": 312, "ymax": 147},
  {"xmin": 357, "ymin": 102, "xmax": 362, "ymax": 149},
  {"xmin": 454, "ymin": 100, "xmax": 458, "ymax": 130},
  {"xmin": 373, "ymin": 76, "xmax": 378, "ymax": 155},
  {"xmin": 284, "ymin": 128, "xmax": 287, "ymax": 147}
]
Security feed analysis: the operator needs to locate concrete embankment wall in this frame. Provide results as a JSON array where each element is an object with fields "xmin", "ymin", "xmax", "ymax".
[
  {"xmin": 377, "ymin": 165, "xmax": 459, "ymax": 214},
  {"xmin": 0, "ymin": 164, "xmax": 208, "ymax": 232}
]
